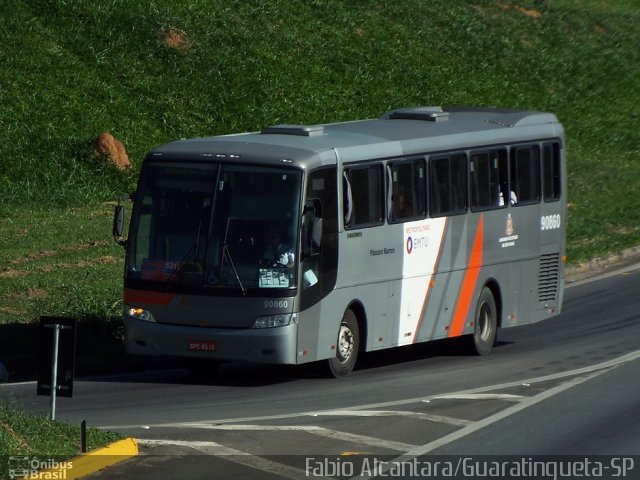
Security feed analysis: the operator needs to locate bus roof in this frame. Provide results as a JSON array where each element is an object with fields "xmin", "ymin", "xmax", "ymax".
[{"xmin": 147, "ymin": 106, "xmax": 563, "ymax": 168}]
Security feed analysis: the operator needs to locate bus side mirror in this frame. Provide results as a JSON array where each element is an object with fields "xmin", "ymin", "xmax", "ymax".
[{"xmin": 112, "ymin": 196, "xmax": 130, "ymax": 247}]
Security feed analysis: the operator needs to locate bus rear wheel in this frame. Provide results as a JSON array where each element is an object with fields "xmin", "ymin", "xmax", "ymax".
[
  {"xmin": 325, "ymin": 309, "xmax": 359, "ymax": 378},
  {"xmin": 466, "ymin": 287, "xmax": 497, "ymax": 356}
]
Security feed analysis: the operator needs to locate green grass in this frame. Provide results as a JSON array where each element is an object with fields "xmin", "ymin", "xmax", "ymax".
[
  {"xmin": 0, "ymin": 0, "xmax": 638, "ymax": 258},
  {"xmin": 0, "ymin": 403, "xmax": 122, "ymax": 479},
  {"xmin": 0, "ymin": 0, "xmax": 639, "ymax": 461},
  {"xmin": 0, "ymin": 205, "xmax": 123, "ymax": 324}
]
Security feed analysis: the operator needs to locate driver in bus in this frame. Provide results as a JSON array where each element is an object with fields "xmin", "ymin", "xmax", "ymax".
[{"xmin": 263, "ymin": 226, "xmax": 295, "ymax": 268}]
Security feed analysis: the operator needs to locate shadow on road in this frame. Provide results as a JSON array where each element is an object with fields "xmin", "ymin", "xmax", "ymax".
[{"xmin": 75, "ymin": 336, "xmax": 514, "ymax": 388}]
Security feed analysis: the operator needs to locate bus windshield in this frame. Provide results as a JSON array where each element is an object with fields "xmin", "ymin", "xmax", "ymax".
[{"xmin": 126, "ymin": 162, "xmax": 302, "ymax": 292}]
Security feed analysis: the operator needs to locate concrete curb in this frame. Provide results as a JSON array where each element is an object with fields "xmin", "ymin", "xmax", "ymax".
[
  {"xmin": 31, "ymin": 437, "xmax": 138, "ymax": 479},
  {"xmin": 566, "ymin": 245, "xmax": 640, "ymax": 284}
]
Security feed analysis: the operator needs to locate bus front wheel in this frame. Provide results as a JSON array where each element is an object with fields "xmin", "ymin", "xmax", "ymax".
[
  {"xmin": 325, "ymin": 309, "xmax": 359, "ymax": 378},
  {"xmin": 466, "ymin": 286, "xmax": 497, "ymax": 356}
]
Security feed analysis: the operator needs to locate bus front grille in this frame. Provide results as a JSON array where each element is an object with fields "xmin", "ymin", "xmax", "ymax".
[{"xmin": 538, "ymin": 253, "xmax": 560, "ymax": 302}]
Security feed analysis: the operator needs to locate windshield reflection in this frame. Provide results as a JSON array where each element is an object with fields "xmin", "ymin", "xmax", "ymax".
[{"xmin": 127, "ymin": 162, "xmax": 302, "ymax": 292}]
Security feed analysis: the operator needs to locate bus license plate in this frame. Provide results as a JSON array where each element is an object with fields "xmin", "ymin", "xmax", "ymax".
[{"xmin": 188, "ymin": 340, "xmax": 216, "ymax": 352}]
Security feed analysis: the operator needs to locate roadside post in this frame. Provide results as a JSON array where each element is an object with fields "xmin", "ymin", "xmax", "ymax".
[{"xmin": 37, "ymin": 316, "xmax": 77, "ymax": 420}]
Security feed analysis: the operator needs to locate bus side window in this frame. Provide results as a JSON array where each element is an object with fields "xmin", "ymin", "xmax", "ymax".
[
  {"xmin": 543, "ymin": 142, "xmax": 561, "ymax": 202},
  {"xmin": 470, "ymin": 149, "xmax": 508, "ymax": 211},
  {"xmin": 302, "ymin": 167, "xmax": 338, "ymax": 308},
  {"xmin": 389, "ymin": 158, "xmax": 427, "ymax": 223},
  {"xmin": 302, "ymin": 199, "xmax": 323, "ymax": 258},
  {"xmin": 430, "ymin": 153, "xmax": 468, "ymax": 217},
  {"xmin": 343, "ymin": 171, "xmax": 353, "ymax": 228},
  {"xmin": 343, "ymin": 164, "xmax": 384, "ymax": 229},
  {"xmin": 510, "ymin": 145, "xmax": 541, "ymax": 205},
  {"xmin": 430, "ymin": 157, "xmax": 448, "ymax": 216}
]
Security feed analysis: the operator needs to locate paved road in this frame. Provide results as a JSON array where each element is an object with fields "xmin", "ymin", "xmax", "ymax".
[{"xmin": 2, "ymin": 265, "xmax": 640, "ymax": 479}]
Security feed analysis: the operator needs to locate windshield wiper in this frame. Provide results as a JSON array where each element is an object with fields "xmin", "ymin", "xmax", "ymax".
[
  {"xmin": 162, "ymin": 219, "xmax": 205, "ymax": 291},
  {"xmin": 222, "ymin": 243, "xmax": 247, "ymax": 295}
]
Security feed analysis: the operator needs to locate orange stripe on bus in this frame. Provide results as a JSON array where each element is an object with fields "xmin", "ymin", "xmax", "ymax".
[
  {"xmin": 449, "ymin": 215, "xmax": 484, "ymax": 338},
  {"xmin": 124, "ymin": 288, "xmax": 175, "ymax": 305},
  {"xmin": 413, "ymin": 218, "xmax": 448, "ymax": 344}
]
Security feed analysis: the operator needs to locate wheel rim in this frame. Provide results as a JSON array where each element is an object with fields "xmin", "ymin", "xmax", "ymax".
[
  {"xmin": 337, "ymin": 324, "xmax": 354, "ymax": 363},
  {"xmin": 478, "ymin": 302, "xmax": 493, "ymax": 342}
]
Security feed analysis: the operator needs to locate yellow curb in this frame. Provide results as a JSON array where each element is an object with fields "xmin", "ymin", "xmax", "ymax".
[{"xmin": 21, "ymin": 437, "xmax": 138, "ymax": 479}]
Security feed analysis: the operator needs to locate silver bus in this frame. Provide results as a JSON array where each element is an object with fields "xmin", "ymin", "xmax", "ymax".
[{"xmin": 113, "ymin": 106, "xmax": 566, "ymax": 377}]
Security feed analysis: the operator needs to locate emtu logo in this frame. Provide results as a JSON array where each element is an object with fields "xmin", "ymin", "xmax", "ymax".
[
  {"xmin": 406, "ymin": 236, "xmax": 414, "ymax": 254},
  {"xmin": 406, "ymin": 235, "xmax": 428, "ymax": 254}
]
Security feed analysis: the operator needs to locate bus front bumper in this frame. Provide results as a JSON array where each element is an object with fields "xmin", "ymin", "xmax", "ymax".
[{"xmin": 124, "ymin": 317, "xmax": 298, "ymax": 365}]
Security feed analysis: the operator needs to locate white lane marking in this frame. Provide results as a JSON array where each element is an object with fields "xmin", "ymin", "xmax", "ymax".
[
  {"xmin": 331, "ymin": 348, "xmax": 640, "ymax": 414},
  {"xmin": 138, "ymin": 438, "xmax": 243, "ymax": 455},
  {"xmin": 352, "ymin": 368, "xmax": 611, "ymax": 480},
  {"xmin": 0, "ymin": 380, "xmax": 36, "ymax": 387},
  {"xmin": 138, "ymin": 439, "xmax": 332, "ymax": 480},
  {"xmin": 408, "ymin": 371, "xmax": 607, "ymax": 455},
  {"xmin": 430, "ymin": 393, "xmax": 522, "ymax": 401},
  {"xmin": 101, "ymin": 349, "xmax": 640, "ymax": 431},
  {"xmin": 288, "ymin": 427, "xmax": 414, "ymax": 452},
  {"xmin": 156, "ymin": 423, "xmax": 415, "ymax": 452},
  {"xmin": 310, "ymin": 409, "xmax": 471, "ymax": 427}
]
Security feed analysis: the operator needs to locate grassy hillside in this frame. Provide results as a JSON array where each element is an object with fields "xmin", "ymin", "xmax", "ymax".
[
  {"xmin": 0, "ymin": 0, "xmax": 639, "ymax": 331},
  {"xmin": 0, "ymin": 0, "xmax": 639, "ymax": 459}
]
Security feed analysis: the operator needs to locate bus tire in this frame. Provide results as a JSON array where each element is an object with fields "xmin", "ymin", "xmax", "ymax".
[
  {"xmin": 466, "ymin": 286, "xmax": 497, "ymax": 356},
  {"xmin": 325, "ymin": 309, "xmax": 359, "ymax": 378}
]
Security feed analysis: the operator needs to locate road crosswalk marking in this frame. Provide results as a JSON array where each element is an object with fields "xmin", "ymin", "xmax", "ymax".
[
  {"xmin": 137, "ymin": 439, "xmax": 334, "ymax": 480},
  {"xmin": 162, "ymin": 423, "xmax": 416, "ymax": 452},
  {"xmin": 309, "ymin": 409, "xmax": 472, "ymax": 427}
]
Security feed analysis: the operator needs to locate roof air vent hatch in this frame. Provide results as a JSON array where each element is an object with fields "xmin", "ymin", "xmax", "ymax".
[
  {"xmin": 383, "ymin": 106, "xmax": 450, "ymax": 122},
  {"xmin": 260, "ymin": 125, "xmax": 325, "ymax": 137}
]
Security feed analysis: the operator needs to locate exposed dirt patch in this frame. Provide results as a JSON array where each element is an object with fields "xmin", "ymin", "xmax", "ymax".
[
  {"xmin": 9, "ymin": 250, "xmax": 56, "ymax": 265},
  {"xmin": 6, "ymin": 288, "xmax": 48, "ymax": 300},
  {"xmin": 77, "ymin": 256, "xmax": 121, "ymax": 267},
  {"xmin": 39, "ymin": 256, "xmax": 121, "ymax": 273},
  {"xmin": 162, "ymin": 27, "xmax": 191, "ymax": 51},
  {"xmin": 0, "ymin": 306, "xmax": 24, "ymax": 316},
  {"xmin": 513, "ymin": 5, "xmax": 542, "ymax": 18},
  {"xmin": 8, "ymin": 242, "xmax": 111, "ymax": 266},
  {"xmin": 0, "ymin": 269, "xmax": 24, "ymax": 279},
  {"xmin": 95, "ymin": 132, "xmax": 131, "ymax": 171},
  {"xmin": 496, "ymin": 3, "xmax": 542, "ymax": 19},
  {"xmin": 2, "ymin": 255, "xmax": 121, "ymax": 279},
  {"xmin": 0, "ymin": 421, "xmax": 30, "ymax": 450}
]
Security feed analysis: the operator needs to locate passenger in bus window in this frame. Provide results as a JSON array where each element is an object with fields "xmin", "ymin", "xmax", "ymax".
[
  {"xmin": 398, "ymin": 193, "xmax": 413, "ymax": 218},
  {"xmin": 498, "ymin": 190, "xmax": 517, "ymax": 207}
]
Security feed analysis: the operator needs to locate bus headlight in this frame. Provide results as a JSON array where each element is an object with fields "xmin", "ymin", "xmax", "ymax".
[
  {"xmin": 253, "ymin": 313, "xmax": 296, "ymax": 329},
  {"xmin": 125, "ymin": 306, "xmax": 156, "ymax": 322}
]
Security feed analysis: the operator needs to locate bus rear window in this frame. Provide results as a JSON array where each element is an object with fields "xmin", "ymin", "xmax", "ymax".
[
  {"xmin": 543, "ymin": 142, "xmax": 561, "ymax": 202},
  {"xmin": 510, "ymin": 145, "xmax": 541, "ymax": 205}
]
